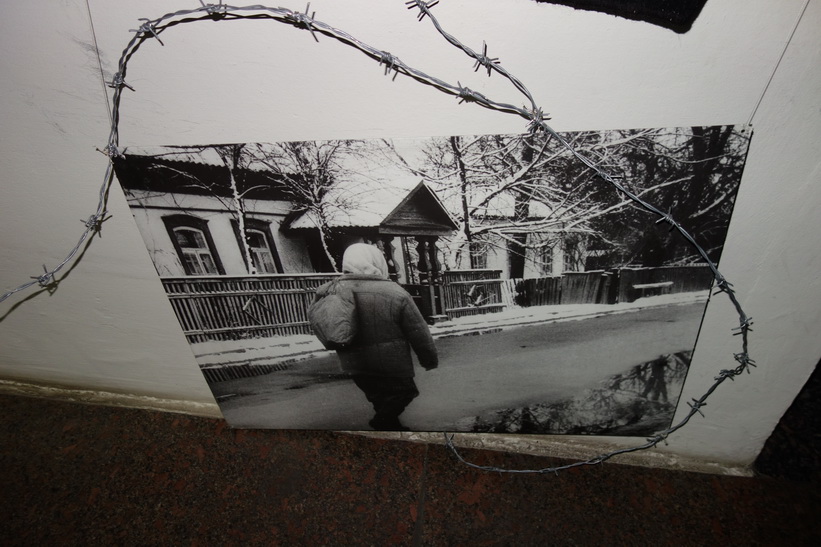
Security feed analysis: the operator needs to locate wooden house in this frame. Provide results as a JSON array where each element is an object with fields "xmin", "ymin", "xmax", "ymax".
[{"xmin": 113, "ymin": 146, "xmax": 463, "ymax": 334}]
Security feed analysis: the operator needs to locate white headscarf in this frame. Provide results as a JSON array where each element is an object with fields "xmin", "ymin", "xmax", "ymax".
[{"xmin": 341, "ymin": 243, "xmax": 389, "ymax": 278}]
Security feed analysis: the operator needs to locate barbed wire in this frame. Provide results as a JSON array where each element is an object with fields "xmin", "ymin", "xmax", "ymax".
[
  {"xmin": 1, "ymin": 1, "xmax": 755, "ymax": 474},
  {"xmin": 405, "ymin": 0, "xmax": 754, "ymax": 473}
]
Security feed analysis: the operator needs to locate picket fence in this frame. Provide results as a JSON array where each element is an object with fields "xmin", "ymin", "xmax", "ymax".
[
  {"xmin": 161, "ymin": 274, "xmax": 338, "ymax": 344},
  {"xmin": 161, "ymin": 266, "xmax": 713, "ymax": 344},
  {"xmin": 502, "ymin": 266, "xmax": 713, "ymax": 308}
]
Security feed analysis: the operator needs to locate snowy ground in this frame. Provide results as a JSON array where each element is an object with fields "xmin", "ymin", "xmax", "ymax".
[
  {"xmin": 209, "ymin": 299, "xmax": 705, "ymax": 431},
  {"xmin": 191, "ymin": 290, "xmax": 711, "ymax": 372}
]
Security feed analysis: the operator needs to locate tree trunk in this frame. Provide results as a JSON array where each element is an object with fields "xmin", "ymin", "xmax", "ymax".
[
  {"xmin": 220, "ymin": 144, "xmax": 255, "ymax": 274},
  {"xmin": 508, "ymin": 134, "xmax": 534, "ymax": 278},
  {"xmin": 450, "ymin": 136, "xmax": 477, "ymax": 268}
]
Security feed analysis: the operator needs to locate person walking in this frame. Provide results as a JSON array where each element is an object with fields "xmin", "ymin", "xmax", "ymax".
[{"xmin": 318, "ymin": 243, "xmax": 438, "ymax": 431}]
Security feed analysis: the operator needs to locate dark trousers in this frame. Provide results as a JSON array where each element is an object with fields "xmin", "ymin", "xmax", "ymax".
[{"xmin": 352, "ymin": 375, "xmax": 419, "ymax": 430}]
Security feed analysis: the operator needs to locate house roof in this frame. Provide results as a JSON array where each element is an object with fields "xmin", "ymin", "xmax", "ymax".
[
  {"xmin": 121, "ymin": 146, "xmax": 229, "ymax": 166},
  {"xmin": 287, "ymin": 178, "xmax": 459, "ymax": 236},
  {"xmin": 115, "ymin": 144, "xmax": 458, "ymax": 236},
  {"xmin": 113, "ymin": 146, "xmax": 294, "ymax": 201}
]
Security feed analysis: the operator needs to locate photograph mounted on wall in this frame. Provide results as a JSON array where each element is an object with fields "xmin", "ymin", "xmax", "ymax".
[{"xmin": 113, "ymin": 125, "xmax": 752, "ymax": 435}]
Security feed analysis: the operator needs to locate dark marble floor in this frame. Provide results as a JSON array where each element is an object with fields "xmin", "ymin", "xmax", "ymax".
[
  {"xmin": 754, "ymin": 358, "xmax": 821, "ymax": 486},
  {"xmin": 1, "ymin": 362, "xmax": 819, "ymax": 546}
]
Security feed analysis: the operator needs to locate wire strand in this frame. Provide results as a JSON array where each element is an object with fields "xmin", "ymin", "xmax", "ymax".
[
  {"xmin": 746, "ymin": 0, "xmax": 810, "ymax": 127},
  {"xmin": 84, "ymin": 0, "xmax": 113, "ymax": 126}
]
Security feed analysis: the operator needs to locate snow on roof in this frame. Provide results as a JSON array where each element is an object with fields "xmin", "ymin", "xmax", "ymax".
[
  {"xmin": 288, "ymin": 171, "xmax": 429, "ymax": 229},
  {"xmin": 123, "ymin": 142, "xmax": 552, "ymax": 226},
  {"xmin": 122, "ymin": 145, "xmax": 225, "ymax": 166},
  {"xmin": 120, "ymin": 144, "xmax": 444, "ymax": 228},
  {"xmin": 122, "ymin": 145, "xmax": 271, "ymax": 173}
]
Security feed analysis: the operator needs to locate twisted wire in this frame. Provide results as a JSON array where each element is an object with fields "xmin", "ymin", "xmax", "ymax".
[{"xmin": 2, "ymin": 2, "xmax": 755, "ymax": 476}]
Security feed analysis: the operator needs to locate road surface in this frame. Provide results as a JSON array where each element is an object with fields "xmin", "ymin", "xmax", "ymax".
[{"xmin": 212, "ymin": 302, "xmax": 705, "ymax": 431}]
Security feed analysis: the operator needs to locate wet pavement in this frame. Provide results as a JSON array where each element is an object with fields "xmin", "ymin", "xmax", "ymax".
[{"xmin": 211, "ymin": 303, "xmax": 703, "ymax": 432}]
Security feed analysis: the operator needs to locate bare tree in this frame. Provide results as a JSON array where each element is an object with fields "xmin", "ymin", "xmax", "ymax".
[
  {"xmin": 582, "ymin": 126, "xmax": 751, "ymax": 267},
  {"xmin": 212, "ymin": 144, "xmax": 256, "ymax": 273},
  {"xmin": 383, "ymin": 125, "xmax": 749, "ymax": 273},
  {"xmin": 246, "ymin": 140, "xmax": 366, "ymax": 271},
  {"xmin": 123, "ymin": 140, "xmax": 379, "ymax": 273}
]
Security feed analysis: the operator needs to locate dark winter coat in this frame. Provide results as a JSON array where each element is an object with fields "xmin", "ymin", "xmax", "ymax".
[{"xmin": 334, "ymin": 274, "xmax": 438, "ymax": 378}]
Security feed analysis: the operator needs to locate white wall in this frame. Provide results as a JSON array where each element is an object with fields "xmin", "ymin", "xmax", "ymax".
[
  {"xmin": 1, "ymin": 0, "xmax": 819, "ymax": 467},
  {"xmin": 126, "ymin": 190, "xmax": 302, "ymax": 276}
]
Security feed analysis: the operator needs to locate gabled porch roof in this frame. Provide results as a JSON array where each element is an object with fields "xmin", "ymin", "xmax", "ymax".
[{"xmin": 286, "ymin": 180, "xmax": 458, "ymax": 237}]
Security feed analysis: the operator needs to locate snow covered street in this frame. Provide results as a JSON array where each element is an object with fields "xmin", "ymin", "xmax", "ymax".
[
  {"xmin": 204, "ymin": 291, "xmax": 710, "ymax": 432},
  {"xmin": 193, "ymin": 290, "xmax": 710, "ymax": 371}
]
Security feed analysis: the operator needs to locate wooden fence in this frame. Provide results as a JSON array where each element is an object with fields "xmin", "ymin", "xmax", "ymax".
[
  {"xmin": 161, "ymin": 274, "xmax": 338, "ymax": 343},
  {"xmin": 506, "ymin": 271, "xmax": 610, "ymax": 307},
  {"xmin": 442, "ymin": 270, "xmax": 505, "ymax": 320},
  {"xmin": 561, "ymin": 271, "xmax": 613, "ymax": 304},
  {"xmin": 162, "ymin": 271, "xmax": 509, "ymax": 343},
  {"xmin": 503, "ymin": 276, "xmax": 561, "ymax": 307},
  {"xmin": 504, "ymin": 266, "xmax": 713, "ymax": 307},
  {"xmin": 161, "ymin": 266, "xmax": 714, "ymax": 344},
  {"xmin": 617, "ymin": 266, "xmax": 714, "ymax": 303}
]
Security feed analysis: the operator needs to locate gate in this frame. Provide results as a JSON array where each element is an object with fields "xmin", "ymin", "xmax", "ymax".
[{"xmin": 441, "ymin": 269, "xmax": 505, "ymax": 320}]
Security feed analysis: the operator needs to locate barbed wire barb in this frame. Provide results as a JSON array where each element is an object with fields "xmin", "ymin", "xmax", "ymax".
[
  {"xmin": 107, "ymin": 72, "xmax": 134, "ymax": 92},
  {"xmin": 713, "ymin": 275, "xmax": 735, "ymax": 296},
  {"xmin": 456, "ymin": 82, "xmax": 478, "ymax": 104},
  {"xmin": 286, "ymin": 3, "xmax": 320, "ymax": 42},
  {"xmin": 131, "ymin": 19, "xmax": 165, "ymax": 46},
  {"xmin": 406, "ymin": 0, "xmax": 439, "ymax": 22},
  {"xmin": 473, "ymin": 42, "xmax": 499, "ymax": 76},
  {"xmin": 732, "ymin": 317, "xmax": 754, "ymax": 336},
  {"xmin": 378, "ymin": 51, "xmax": 400, "ymax": 80},
  {"xmin": 687, "ymin": 399, "xmax": 707, "ymax": 418},
  {"xmin": 32, "ymin": 265, "xmax": 55, "ymax": 289},
  {"xmin": 82, "ymin": 212, "xmax": 111, "ymax": 238},
  {"xmin": 655, "ymin": 207, "xmax": 681, "ymax": 232},
  {"xmin": 102, "ymin": 143, "xmax": 123, "ymax": 158},
  {"xmin": 200, "ymin": 1, "xmax": 228, "ymax": 20},
  {"xmin": 528, "ymin": 108, "xmax": 551, "ymax": 132}
]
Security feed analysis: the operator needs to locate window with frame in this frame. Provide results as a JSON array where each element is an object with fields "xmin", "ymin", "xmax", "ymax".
[
  {"xmin": 540, "ymin": 244, "xmax": 554, "ymax": 276},
  {"xmin": 162, "ymin": 215, "xmax": 225, "ymax": 276},
  {"xmin": 231, "ymin": 218, "xmax": 283, "ymax": 274},
  {"xmin": 563, "ymin": 235, "xmax": 583, "ymax": 273},
  {"xmin": 469, "ymin": 240, "xmax": 488, "ymax": 270}
]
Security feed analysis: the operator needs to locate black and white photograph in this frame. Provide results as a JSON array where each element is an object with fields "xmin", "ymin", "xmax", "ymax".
[{"xmin": 113, "ymin": 125, "xmax": 751, "ymax": 434}]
